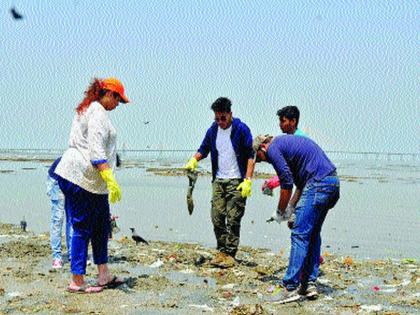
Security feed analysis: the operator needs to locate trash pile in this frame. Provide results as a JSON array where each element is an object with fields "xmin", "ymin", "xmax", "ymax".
[{"xmin": 0, "ymin": 223, "xmax": 419, "ymax": 314}]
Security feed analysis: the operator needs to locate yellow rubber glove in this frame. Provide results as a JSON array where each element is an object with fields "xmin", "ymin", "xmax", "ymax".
[
  {"xmin": 99, "ymin": 168, "xmax": 122, "ymax": 204},
  {"xmin": 185, "ymin": 157, "xmax": 198, "ymax": 171},
  {"xmin": 237, "ymin": 178, "xmax": 252, "ymax": 198}
]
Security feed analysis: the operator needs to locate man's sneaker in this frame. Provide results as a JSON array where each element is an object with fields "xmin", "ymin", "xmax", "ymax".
[
  {"xmin": 217, "ymin": 254, "xmax": 236, "ymax": 268},
  {"xmin": 210, "ymin": 252, "xmax": 236, "ymax": 268},
  {"xmin": 299, "ymin": 282, "xmax": 319, "ymax": 300},
  {"xmin": 52, "ymin": 259, "xmax": 63, "ymax": 269},
  {"xmin": 210, "ymin": 252, "xmax": 226, "ymax": 266},
  {"xmin": 268, "ymin": 287, "xmax": 302, "ymax": 304}
]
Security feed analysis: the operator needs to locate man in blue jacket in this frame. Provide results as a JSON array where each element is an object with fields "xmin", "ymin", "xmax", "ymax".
[
  {"xmin": 253, "ymin": 134, "xmax": 340, "ymax": 303},
  {"xmin": 185, "ymin": 97, "xmax": 254, "ymax": 268}
]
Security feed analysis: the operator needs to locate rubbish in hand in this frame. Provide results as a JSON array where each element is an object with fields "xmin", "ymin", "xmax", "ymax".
[
  {"xmin": 263, "ymin": 187, "xmax": 273, "ymax": 196},
  {"xmin": 266, "ymin": 206, "xmax": 293, "ymax": 224},
  {"xmin": 186, "ymin": 170, "xmax": 198, "ymax": 215}
]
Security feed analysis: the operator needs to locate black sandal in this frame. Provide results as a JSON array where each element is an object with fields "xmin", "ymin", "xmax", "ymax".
[{"xmin": 99, "ymin": 276, "xmax": 126, "ymax": 289}]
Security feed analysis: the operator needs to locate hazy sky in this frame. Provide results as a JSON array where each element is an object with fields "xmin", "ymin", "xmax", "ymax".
[{"xmin": 1, "ymin": 1, "xmax": 418, "ymax": 153}]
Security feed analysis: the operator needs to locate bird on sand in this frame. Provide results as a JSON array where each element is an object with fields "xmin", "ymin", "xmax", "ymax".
[
  {"xmin": 20, "ymin": 217, "xmax": 27, "ymax": 232},
  {"xmin": 10, "ymin": 7, "xmax": 24, "ymax": 20},
  {"xmin": 129, "ymin": 228, "xmax": 149, "ymax": 245}
]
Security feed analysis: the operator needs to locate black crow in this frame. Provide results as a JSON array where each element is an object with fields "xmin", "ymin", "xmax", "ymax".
[
  {"xmin": 10, "ymin": 7, "xmax": 24, "ymax": 20},
  {"xmin": 129, "ymin": 228, "xmax": 149, "ymax": 245}
]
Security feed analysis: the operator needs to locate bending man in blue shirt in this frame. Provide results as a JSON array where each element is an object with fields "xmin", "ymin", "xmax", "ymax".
[
  {"xmin": 253, "ymin": 134, "xmax": 340, "ymax": 304},
  {"xmin": 185, "ymin": 97, "xmax": 254, "ymax": 268}
]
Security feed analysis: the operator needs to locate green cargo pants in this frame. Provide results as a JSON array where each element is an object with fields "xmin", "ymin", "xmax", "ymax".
[{"xmin": 211, "ymin": 178, "xmax": 246, "ymax": 257}]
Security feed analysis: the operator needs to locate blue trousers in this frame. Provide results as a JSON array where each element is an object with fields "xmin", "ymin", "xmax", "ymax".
[
  {"xmin": 57, "ymin": 176, "xmax": 110, "ymax": 275},
  {"xmin": 283, "ymin": 174, "xmax": 340, "ymax": 290},
  {"xmin": 47, "ymin": 176, "xmax": 73, "ymax": 261}
]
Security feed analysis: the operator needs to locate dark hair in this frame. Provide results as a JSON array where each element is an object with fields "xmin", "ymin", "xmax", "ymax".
[
  {"xmin": 276, "ymin": 106, "xmax": 300, "ymax": 126},
  {"xmin": 211, "ymin": 97, "xmax": 232, "ymax": 113},
  {"xmin": 76, "ymin": 78, "xmax": 107, "ymax": 114}
]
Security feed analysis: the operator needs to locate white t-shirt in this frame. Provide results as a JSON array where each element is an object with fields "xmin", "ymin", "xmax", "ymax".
[
  {"xmin": 55, "ymin": 102, "xmax": 117, "ymax": 194},
  {"xmin": 215, "ymin": 126, "xmax": 241, "ymax": 179}
]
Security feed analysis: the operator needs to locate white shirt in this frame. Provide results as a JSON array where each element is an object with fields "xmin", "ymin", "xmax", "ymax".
[
  {"xmin": 215, "ymin": 125, "xmax": 241, "ymax": 179},
  {"xmin": 55, "ymin": 102, "xmax": 117, "ymax": 194}
]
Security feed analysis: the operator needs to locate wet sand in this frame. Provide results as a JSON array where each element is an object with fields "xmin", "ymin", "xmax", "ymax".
[{"xmin": 0, "ymin": 223, "xmax": 419, "ymax": 314}]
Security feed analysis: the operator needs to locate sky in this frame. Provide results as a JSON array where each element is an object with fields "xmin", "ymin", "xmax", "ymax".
[{"xmin": 1, "ymin": 0, "xmax": 418, "ymax": 153}]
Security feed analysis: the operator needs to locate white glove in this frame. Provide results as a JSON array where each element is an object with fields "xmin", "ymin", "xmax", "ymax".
[
  {"xmin": 285, "ymin": 204, "xmax": 295, "ymax": 218},
  {"xmin": 287, "ymin": 212, "xmax": 296, "ymax": 229},
  {"xmin": 266, "ymin": 204, "xmax": 295, "ymax": 224}
]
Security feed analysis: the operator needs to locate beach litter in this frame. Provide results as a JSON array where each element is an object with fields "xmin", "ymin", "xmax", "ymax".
[
  {"xmin": 7, "ymin": 292, "xmax": 21, "ymax": 298},
  {"xmin": 343, "ymin": 256, "xmax": 353, "ymax": 267},
  {"xmin": 0, "ymin": 222, "xmax": 419, "ymax": 314},
  {"xmin": 223, "ymin": 283, "xmax": 235, "ymax": 290},
  {"xmin": 188, "ymin": 304, "xmax": 214, "ymax": 312},
  {"xmin": 266, "ymin": 285, "xmax": 275, "ymax": 293},
  {"xmin": 360, "ymin": 304, "xmax": 383, "ymax": 312},
  {"xmin": 149, "ymin": 259, "xmax": 164, "ymax": 268},
  {"xmin": 230, "ymin": 296, "xmax": 241, "ymax": 307},
  {"xmin": 194, "ymin": 255, "xmax": 206, "ymax": 266},
  {"xmin": 372, "ymin": 286, "xmax": 380, "ymax": 292},
  {"xmin": 401, "ymin": 258, "xmax": 417, "ymax": 264}
]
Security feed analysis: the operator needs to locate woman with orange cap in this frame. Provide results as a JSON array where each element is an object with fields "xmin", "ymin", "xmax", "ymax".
[{"xmin": 55, "ymin": 77, "xmax": 129, "ymax": 293}]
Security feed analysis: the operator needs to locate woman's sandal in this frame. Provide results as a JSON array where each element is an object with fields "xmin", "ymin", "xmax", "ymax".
[
  {"xmin": 98, "ymin": 276, "xmax": 126, "ymax": 289},
  {"xmin": 67, "ymin": 283, "xmax": 104, "ymax": 294}
]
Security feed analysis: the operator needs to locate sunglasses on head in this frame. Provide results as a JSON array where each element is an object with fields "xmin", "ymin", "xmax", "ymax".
[{"xmin": 214, "ymin": 115, "xmax": 227, "ymax": 122}]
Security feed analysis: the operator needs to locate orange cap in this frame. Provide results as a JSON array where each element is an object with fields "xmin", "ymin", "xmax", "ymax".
[{"xmin": 101, "ymin": 77, "xmax": 129, "ymax": 103}]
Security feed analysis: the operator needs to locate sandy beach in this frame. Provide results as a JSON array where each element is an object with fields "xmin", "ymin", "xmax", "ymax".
[{"xmin": 0, "ymin": 222, "xmax": 419, "ymax": 314}]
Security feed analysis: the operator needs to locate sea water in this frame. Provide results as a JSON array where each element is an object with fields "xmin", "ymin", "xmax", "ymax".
[{"xmin": 0, "ymin": 157, "xmax": 418, "ymax": 260}]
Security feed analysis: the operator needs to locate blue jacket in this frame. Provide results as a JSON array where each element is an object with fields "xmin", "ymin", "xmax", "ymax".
[{"xmin": 197, "ymin": 118, "xmax": 254, "ymax": 181}]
